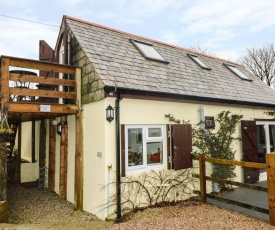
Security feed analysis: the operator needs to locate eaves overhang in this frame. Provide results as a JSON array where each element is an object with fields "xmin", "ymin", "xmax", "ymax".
[{"xmin": 104, "ymin": 85, "xmax": 275, "ymax": 109}]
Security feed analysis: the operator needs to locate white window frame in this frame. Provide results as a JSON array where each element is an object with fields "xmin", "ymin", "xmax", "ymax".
[
  {"xmin": 125, "ymin": 125, "xmax": 165, "ymax": 173},
  {"xmin": 146, "ymin": 125, "xmax": 164, "ymax": 140},
  {"xmin": 256, "ymin": 120, "xmax": 275, "ymax": 153}
]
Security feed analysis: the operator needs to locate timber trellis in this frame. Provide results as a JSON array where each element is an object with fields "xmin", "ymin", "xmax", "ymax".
[
  {"xmin": 194, "ymin": 154, "xmax": 275, "ymax": 226},
  {"xmin": 0, "ymin": 55, "xmax": 83, "ymax": 210}
]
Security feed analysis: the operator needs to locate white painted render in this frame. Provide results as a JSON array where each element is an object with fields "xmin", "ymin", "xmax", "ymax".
[
  {"xmin": 80, "ymin": 97, "xmax": 271, "ymax": 219},
  {"xmin": 21, "ymin": 162, "xmax": 39, "ymax": 183},
  {"xmin": 67, "ymin": 115, "xmax": 76, "ymax": 204},
  {"xmin": 18, "ymin": 97, "xmax": 272, "ymax": 220}
]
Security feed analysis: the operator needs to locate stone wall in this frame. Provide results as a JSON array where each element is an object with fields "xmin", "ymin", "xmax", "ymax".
[{"xmin": 70, "ymin": 31, "xmax": 105, "ymax": 105}]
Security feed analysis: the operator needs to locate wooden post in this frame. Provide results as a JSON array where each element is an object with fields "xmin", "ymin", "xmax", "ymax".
[
  {"xmin": 1, "ymin": 57, "xmax": 10, "ymax": 115},
  {"xmin": 59, "ymin": 116, "xmax": 68, "ymax": 200},
  {"xmin": 15, "ymin": 122, "xmax": 22, "ymax": 183},
  {"xmin": 31, "ymin": 121, "xmax": 35, "ymax": 163},
  {"xmin": 74, "ymin": 67, "xmax": 83, "ymax": 210},
  {"xmin": 48, "ymin": 119, "xmax": 56, "ymax": 191},
  {"xmin": 199, "ymin": 154, "xmax": 207, "ymax": 203},
  {"xmin": 39, "ymin": 119, "xmax": 46, "ymax": 169},
  {"xmin": 266, "ymin": 153, "xmax": 275, "ymax": 226}
]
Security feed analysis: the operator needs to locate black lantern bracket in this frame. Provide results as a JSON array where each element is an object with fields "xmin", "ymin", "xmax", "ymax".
[
  {"xmin": 57, "ymin": 121, "xmax": 68, "ymax": 135},
  {"xmin": 106, "ymin": 104, "xmax": 114, "ymax": 122}
]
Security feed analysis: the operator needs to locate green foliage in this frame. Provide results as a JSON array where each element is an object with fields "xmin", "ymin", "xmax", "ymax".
[
  {"xmin": 264, "ymin": 111, "xmax": 275, "ymax": 117},
  {"xmin": 0, "ymin": 116, "xmax": 14, "ymax": 134},
  {"xmin": 165, "ymin": 111, "xmax": 243, "ymax": 189},
  {"xmin": 164, "ymin": 114, "xmax": 190, "ymax": 125}
]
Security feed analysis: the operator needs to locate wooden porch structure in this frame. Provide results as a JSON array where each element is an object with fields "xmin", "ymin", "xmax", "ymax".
[{"xmin": 0, "ymin": 55, "xmax": 83, "ymax": 210}]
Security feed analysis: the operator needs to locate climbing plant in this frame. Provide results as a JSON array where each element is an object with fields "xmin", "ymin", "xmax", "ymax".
[
  {"xmin": 165, "ymin": 111, "xmax": 243, "ymax": 189},
  {"xmin": 102, "ymin": 169, "xmax": 195, "ymax": 219}
]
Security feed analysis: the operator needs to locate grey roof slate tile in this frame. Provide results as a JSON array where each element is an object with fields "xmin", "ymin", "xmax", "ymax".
[{"xmin": 67, "ymin": 17, "xmax": 275, "ymax": 106}]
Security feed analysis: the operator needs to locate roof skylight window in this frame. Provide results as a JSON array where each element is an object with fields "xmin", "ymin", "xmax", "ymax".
[
  {"xmin": 187, "ymin": 53, "xmax": 210, "ymax": 70},
  {"xmin": 224, "ymin": 63, "xmax": 252, "ymax": 81},
  {"xmin": 130, "ymin": 39, "xmax": 169, "ymax": 63}
]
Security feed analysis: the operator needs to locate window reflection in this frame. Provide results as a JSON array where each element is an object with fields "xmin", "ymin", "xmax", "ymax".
[
  {"xmin": 128, "ymin": 128, "xmax": 143, "ymax": 167},
  {"xmin": 147, "ymin": 142, "xmax": 163, "ymax": 165}
]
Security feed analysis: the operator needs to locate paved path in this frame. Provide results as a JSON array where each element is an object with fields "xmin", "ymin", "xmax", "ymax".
[{"xmin": 206, "ymin": 180, "xmax": 269, "ymax": 221}]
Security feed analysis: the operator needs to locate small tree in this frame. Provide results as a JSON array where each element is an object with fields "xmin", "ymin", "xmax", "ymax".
[
  {"xmin": 239, "ymin": 43, "xmax": 275, "ymax": 88},
  {"xmin": 193, "ymin": 111, "xmax": 242, "ymax": 189},
  {"xmin": 189, "ymin": 45, "xmax": 216, "ymax": 57}
]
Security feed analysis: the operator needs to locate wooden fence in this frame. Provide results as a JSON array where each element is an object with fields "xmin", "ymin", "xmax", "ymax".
[{"xmin": 194, "ymin": 154, "xmax": 275, "ymax": 226}]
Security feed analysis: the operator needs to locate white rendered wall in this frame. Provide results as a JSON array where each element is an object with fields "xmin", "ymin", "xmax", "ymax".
[{"xmin": 81, "ymin": 97, "xmax": 272, "ymax": 220}]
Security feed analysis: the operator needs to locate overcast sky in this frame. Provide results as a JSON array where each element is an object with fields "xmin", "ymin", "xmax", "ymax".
[{"xmin": 1, "ymin": 0, "xmax": 275, "ymax": 62}]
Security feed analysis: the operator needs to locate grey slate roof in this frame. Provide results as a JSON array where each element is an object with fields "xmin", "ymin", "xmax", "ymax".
[{"xmin": 66, "ymin": 16, "xmax": 275, "ymax": 106}]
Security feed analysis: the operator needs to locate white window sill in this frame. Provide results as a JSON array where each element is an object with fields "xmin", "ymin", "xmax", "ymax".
[{"xmin": 125, "ymin": 164, "xmax": 165, "ymax": 176}]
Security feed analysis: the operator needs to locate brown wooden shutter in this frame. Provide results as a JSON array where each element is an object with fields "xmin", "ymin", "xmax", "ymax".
[
  {"xmin": 167, "ymin": 124, "xmax": 193, "ymax": 170},
  {"xmin": 241, "ymin": 120, "xmax": 259, "ymax": 183},
  {"xmin": 121, "ymin": 125, "xmax": 125, "ymax": 177}
]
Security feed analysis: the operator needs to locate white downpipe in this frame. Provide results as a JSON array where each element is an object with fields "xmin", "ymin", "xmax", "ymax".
[{"xmin": 199, "ymin": 106, "xmax": 204, "ymax": 130}]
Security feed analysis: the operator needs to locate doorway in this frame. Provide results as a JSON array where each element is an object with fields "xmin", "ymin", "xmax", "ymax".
[{"xmin": 256, "ymin": 121, "xmax": 275, "ymax": 163}]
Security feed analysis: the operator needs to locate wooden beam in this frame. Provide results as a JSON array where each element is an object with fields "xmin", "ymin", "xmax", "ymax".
[
  {"xmin": 192, "ymin": 174, "xmax": 268, "ymax": 192},
  {"xmin": 59, "ymin": 116, "xmax": 68, "ymax": 200},
  {"xmin": 9, "ymin": 73, "xmax": 75, "ymax": 87},
  {"xmin": 193, "ymin": 156, "xmax": 266, "ymax": 169},
  {"xmin": 75, "ymin": 109, "xmax": 83, "ymax": 210},
  {"xmin": 75, "ymin": 67, "xmax": 83, "ymax": 210},
  {"xmin": 32, "ymin": 121, "xmax": 35, "ymax": 163},
  {"xmin": 48, "ymin": 119, "xmax": 56, "ymax": 191},
  {"xmin": 39, "ymin": 119, "xmax": 46, "ymax": 169},
  {"xmin": 1, "ymin": 57, "xmax": 10, "ymax": 114},
  {"xmin": 6, "ymin": 56, "xmax": 76, "ymax": 74},
  {"xmin": 266, "ymin": 154, "xmax": 275, "ymax": 226},
  {"xmin": 5, "ymin": 103, "xmax": 78, "ymax": 114},
  {"xmin": 16, "ymin": 122, "xmax": 22, "ymax": 183},
  {"xmin": 10, "ymin": 88, "xmax": 75, "ymax": 100},
  {"xmin": 199, "ymin": 154, "xmax": 207, "ymax": 203}
]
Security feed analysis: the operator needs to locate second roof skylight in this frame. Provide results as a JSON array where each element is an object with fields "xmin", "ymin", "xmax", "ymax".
[
  {"xmin": 131, "ymin": 39, "xmax": 169, "ymax": 63},
  {"xmin": 188, "ymin": 53, "xmax": 211, "ymax": 70}
]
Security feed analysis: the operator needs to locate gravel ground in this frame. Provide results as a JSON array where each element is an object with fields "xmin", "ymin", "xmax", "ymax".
[
  {"xmin": 111, "ymin": 201, "xmax": 275, "ymax": 230},
  {"xmin": 0, "ymin": 184, "xmax": 112, "ymax": 229},
  {"xmin": 0, "ymin": 185, "xmax": 274, "ymax": 230}
]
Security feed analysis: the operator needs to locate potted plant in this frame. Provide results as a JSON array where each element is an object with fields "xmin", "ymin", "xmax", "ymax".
[{"xmin": 0, "ymin": 115, "xmax": 15, "ymax": 142}]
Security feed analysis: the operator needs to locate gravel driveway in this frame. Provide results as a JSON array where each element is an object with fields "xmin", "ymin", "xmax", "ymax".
[{"xmin": 0, "ymin": 185, "xmax": 274, "ymax": 229}]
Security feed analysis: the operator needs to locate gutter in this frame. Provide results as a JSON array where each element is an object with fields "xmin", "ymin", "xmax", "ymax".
[{"xmin": 104, "ymin": 85, "xmax": 275, "ymax": 109}]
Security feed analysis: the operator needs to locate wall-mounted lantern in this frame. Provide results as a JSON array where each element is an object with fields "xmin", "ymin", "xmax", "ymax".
[
  {"xmin": 57, "ymin": 121, "xmax": 68, "ymax": 135},
  {"xmin": 57, "ymin": 122, "xmax": 62, "ymax": 135},
  {"xmin": 106, "ymin": 105, "xmax": 114, "ymax": 122}
]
